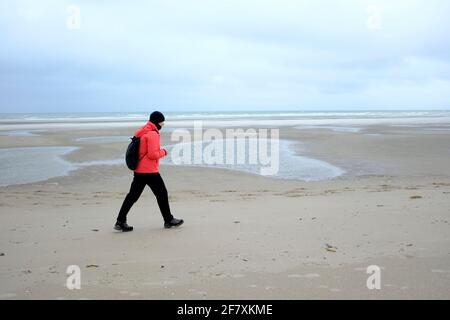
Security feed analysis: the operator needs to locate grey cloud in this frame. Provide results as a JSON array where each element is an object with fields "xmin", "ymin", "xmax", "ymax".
[{"xmin": 0, "ymin": 0, "xmax": 449, "ymax": 112}]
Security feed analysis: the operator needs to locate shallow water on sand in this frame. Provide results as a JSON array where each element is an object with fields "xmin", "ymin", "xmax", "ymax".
[
  {"xmin": 75, "ymin": 136, "xmax": 130, "ymax": 143},
  {"xmin": 0, "ymin": 138, "xmax": 345, "ymax": 186},
  {"xmin": 0, "ymin": 130, "xmax": 45, "ymax": 136},
  {"xmin": 0, "ymin": 146, "xmax": 78, "ymax": 187},
  {"xmin": 294, "ymin": 125, "xmax": 362, "ymax": 133},
  {"xmin": 161, "ymin": 139, "xmax": 344, "ymax": 181}
]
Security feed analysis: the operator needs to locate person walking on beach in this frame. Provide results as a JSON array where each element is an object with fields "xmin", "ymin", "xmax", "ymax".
[{"xmin": 114, "ymin": 111, "xmax": 184, "ymax": 232}]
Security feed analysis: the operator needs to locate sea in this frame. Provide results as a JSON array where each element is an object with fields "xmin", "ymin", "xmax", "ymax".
[{"xmin": 1, "ymin": 110, "xmax": 449, "ymax": 186}]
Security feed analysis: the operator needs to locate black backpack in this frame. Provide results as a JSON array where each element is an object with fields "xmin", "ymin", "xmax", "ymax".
[{"xmin": 125, "ymin": 136, "xmax": 140, "ymax": 170}]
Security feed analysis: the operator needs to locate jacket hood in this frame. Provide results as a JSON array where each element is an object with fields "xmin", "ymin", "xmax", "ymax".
[{"xmin": 135, "ymin": 121, "xmax": 158, "ymax": 138}]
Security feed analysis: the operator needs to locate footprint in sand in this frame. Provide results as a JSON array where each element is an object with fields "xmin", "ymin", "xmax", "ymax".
[
  {"xmin": 432, "ymin": 182, "xmax": 450, "ymax": 187},
  {"xmin": 213, "ymin": 273, "xmax": 227, "ymax": 278}
]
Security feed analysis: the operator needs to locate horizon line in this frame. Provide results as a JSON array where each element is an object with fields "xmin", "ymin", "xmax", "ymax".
[{"xmin": 1, "ymin": 108, "xmax": 450, "ymax": 115}]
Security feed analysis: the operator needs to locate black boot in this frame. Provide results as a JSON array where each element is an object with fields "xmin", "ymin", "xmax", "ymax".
[
  {"xmin": 164, "ymin": 218, "xmax": 184, "ymax": 229},
  {"xmin": 114, "ymin": 221, "xmax": 133, "ymax": 232}
]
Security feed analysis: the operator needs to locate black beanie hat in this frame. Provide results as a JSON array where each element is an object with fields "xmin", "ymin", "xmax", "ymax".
[{"xmin": 149, "ymin": 111, "xmax": 165, "ymax": 130}]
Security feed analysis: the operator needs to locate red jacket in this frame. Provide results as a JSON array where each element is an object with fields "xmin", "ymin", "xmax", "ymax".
[{"xmin": 134, "ymin": 121, "xmax": 167, "ymax": 173}]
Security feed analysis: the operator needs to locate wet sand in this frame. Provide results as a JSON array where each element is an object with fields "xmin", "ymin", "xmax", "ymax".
[{"xmin": 0, "ymin": 124, "xmax": 449, "ymax": 299}]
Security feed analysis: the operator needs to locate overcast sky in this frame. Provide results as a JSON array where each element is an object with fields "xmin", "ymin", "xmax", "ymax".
[{"xmin": 1, "ymin": 0, "xmax": 450, "ymax": 112}]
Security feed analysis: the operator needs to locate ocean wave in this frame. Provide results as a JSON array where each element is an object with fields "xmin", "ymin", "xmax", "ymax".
[{"xmin": 2, "ymin": 111, "xmax": 450, "ymax": 123}]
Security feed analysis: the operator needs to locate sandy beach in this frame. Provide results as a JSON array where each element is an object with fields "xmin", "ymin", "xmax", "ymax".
[{"xmin": 1, "ymin": 120, "xmax": 450, "ymax": 299}]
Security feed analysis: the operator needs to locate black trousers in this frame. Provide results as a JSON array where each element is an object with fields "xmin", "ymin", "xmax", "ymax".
[{"xmin": 117, "ymin": 172, "xmax": 174, "ymax": 223}]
